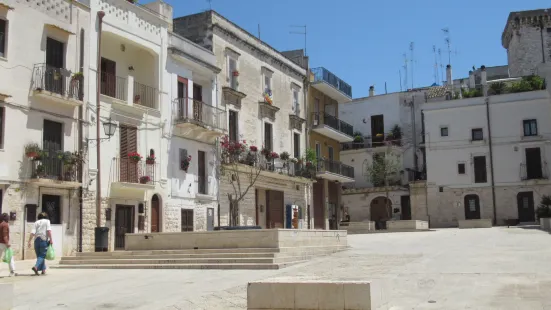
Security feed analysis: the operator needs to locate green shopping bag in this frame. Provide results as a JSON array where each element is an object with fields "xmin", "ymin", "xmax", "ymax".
[
  {"xmin": 2, "ymin": 248, "xmax": 12, "ymax": 263},
  {"xmin": 46, "ymin": 244, "xmax": 55, "ymax": 261}
]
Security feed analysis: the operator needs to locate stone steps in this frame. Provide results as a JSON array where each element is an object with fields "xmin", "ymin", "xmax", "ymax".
[
  {"xmin": 64, "ymin": 252, "xmax": 277, "ymax": 260},
  {"xmin": 54, "ymin": 262, "xmax": 301, "ymax": 270},
  {"xmin": 75, "ymin": 248, "xmax": 281, "ymax": 256}
]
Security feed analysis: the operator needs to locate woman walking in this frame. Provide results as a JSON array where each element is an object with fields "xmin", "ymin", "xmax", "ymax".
[
  {"xmin": 0, "ymin": 213, "xmax": 16, "ymax": 276},
  {"xmin": 27, "ymin": 212, "xmax": 53, "ymax": 275}
]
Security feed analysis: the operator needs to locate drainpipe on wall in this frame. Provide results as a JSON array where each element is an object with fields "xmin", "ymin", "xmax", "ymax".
[{"xmin": 481, "ymin": 66, "xmax": 497, "ymax": 225}]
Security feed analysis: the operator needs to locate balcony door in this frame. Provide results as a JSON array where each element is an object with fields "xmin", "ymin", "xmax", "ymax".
[
  {"xmin": 525, "ymin": 148, "xmax": 543, "ymax": 179},
  {"xmin": 100, "ymin": 57, "xmax": 116, "ymax": 98},
  {"xmin": 43, "ymin": 120, "xmax": 63, "ymax": 179},
  {"xmin": 45, "ymin": 38, "xmax": 65, "ymax": 94},
  {"xmin": 371, "ymin": 114, "xmax": 384, "ymax": 147},
  {"xmin": 177, "ymin": 77, "xmax": 188, "ymax": 119},
  {"xmin": 119, "ymin": 125, "xmax": 138, "ymax": 183},
  {"xmin": 193, "ymin": 84, "xmax": 203, "ymax": 122},
  {"xmin": 198, "ymin": 150, "xmax": 207, "ymax": 194}
]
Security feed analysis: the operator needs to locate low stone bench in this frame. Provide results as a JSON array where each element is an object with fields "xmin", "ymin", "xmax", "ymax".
[
  {"xmin": 540, "ymin": 218, "xmax": 551, "ymax": 230},
  {"xmin": 387, "ymin": 220, "xmax": 429, "ymax": 231},
  {"xmin": 342, "ymin": 221, "xmax": 375, "ymax": 234},
  {"xmin": 247, "ymin": 279, "xmax": 384, "ymax": 310},
  {"xmin": 0, "ymin": 283, "xmax": 13, "ymax": 310},
  {"xmin": 458, "ymin": 219, "xmax": 492, "ymax": 229}
]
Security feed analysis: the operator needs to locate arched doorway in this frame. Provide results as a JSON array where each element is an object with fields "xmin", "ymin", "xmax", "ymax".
[
  {"xmin": 151, "ymin": 194, "xmax": 161, "ymax": 232},
  {"xmin": 464, "ymin": 194, "xmax": 481, "ymax": 220},
  {"xmin": 370, "ymin": 196, "xmax": 391, "ymax": 230}
]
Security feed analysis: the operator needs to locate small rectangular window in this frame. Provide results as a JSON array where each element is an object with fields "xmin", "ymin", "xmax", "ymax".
[
  {"xmin": 440, "ymin": 127, "xmax": 448, "ymax": 137},
  {"xmin": 228, "ymin": 110, "xmax": 238, "ymax": 142},
  {"xmin": 472, "ymin": 128, "xmax": 483, "ymax": 141},
  {"xmin": 228, "ymin": 57, "xmax": 237, "ymax": 89},
  {"xmin": 328, "ymin": 146, "xmax": 334, "ymax": 161},
  {"xmin": 523, "ymin": 119, "xmax": 538, "ymax": 136},
  {"xmin": 293, "ymin": 89, "xmax": 300, "ymax": 115},
  {"xmin": 293, "ymin": 133, "xmax": 300, "ymax": 158},
  {"xmin": 0, "ymin": 19, "xmax": 6, "ymax": 57},
  {"xmin": 181, "ymin": 209, "xmax": 194, "ymax": 232},
  {"xmin": 458, "ymin": 163, "xmax": 466, "ymax": 174},
  {"xmin": 264, "ymin": 122, "xmax": 273, "ymax": 151},
  {"xmin": 315, "ymin": 142, "xmax": 321, "ymax": 160}
]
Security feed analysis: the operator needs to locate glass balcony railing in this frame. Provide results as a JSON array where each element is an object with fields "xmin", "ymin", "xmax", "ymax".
[{"xmin": 311, "ymin": 67, "xmax": 352, "ymax": 98}]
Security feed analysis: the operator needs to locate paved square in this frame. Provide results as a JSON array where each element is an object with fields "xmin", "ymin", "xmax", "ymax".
[{"xmin": 3, "ymin": 227, "xmax": 551, "ymax": 309}]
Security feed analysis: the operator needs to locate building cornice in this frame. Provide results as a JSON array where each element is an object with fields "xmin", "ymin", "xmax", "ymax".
[
  {"xmin": 502, "ymin": 9, "xmax": 551, "ymax": 48},
  {"xmin": 168, "ymin": 47, "xmax": 221, "ymax": 74}
]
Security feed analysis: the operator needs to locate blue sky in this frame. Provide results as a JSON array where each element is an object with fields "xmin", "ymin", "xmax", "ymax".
[{"xmin": 166, "ymin": 0, "xmax": 550, "ymax": 98}]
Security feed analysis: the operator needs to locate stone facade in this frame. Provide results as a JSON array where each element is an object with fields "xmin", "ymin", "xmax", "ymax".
[
  {"xmin": 502, "ymin": 9, "xmax": 551, "ymax": 77},
  {"xmin": 342, "ymin": 187, "xmax": 410, "ymax": 222}
]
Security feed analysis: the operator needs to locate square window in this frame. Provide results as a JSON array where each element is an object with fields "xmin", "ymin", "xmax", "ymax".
[
  {"xmin": 458, "ymin": 163, "xmax": 466, "ymax": 174},
  {"xmin": 440, "ymin": 127, "xmax": 448, "ymax": 137},
  {"xmin": 471, "ymin": 128, "xmax": 483, "ymax": 141},
  {"xmin": 523, "ymin": 119, "xmax": 538, "ymax": 136}
]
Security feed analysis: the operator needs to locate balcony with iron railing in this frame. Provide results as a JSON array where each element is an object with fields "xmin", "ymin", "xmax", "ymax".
[
  {"xmin": 100, "ymin": 72, "xmax": 158, "ymax": 111},
  {"xmin": 111, "ymin": 157, "xmax": 157, "ymax": 191},
  {"xmin": 311, "ymin": 67, "xmax": 352, "ymax": 102},
  {"xmin": 32, "ymin": 64, "xmax": 83, "ymax": 106},
  {"xmin": 520, "ymin": 162, "xmax": 549, "ymax": 181},
  {"xmin": 173, "ymin": 97, "xmax": 227, "ymax": 143},
  {"xmin": 28, "ymin": 154, "xmax": 81, "ymax": 188},
  {"xmin": 311, "ymin": 112, "xmax": 354, "ymax": 142},
  {"xmin": 316, "ymin": 158, "xmax": 355, "ymax": 183}
]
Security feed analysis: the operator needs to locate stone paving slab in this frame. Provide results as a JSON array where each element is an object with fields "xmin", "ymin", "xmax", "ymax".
[{"xmin": 2, "ymin": 227, "xmax": 551, "ymax": 309}]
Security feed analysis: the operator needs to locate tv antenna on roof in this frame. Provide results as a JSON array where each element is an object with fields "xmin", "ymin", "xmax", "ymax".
[
  {"xmin": 206, "ymin": 0, "xmax": 213, "ymax": 10},
  {"xmin": 442, "ymin": 27, "xmax": 452, "ymax": 65},
  {"xmin": 290, "ymin": 25, "xmax": 307, "ymax": 56}
]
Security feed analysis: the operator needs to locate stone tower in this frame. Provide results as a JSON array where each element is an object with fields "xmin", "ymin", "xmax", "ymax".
[{"xmin": 502, "ymin": 9, "xmax": 551, "ymax": 77}]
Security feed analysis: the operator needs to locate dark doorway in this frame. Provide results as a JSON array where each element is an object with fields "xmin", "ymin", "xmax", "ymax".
[
  {"xmin": 119, "ymin": 125, "xmax": 138, "ymax": 183},
  {"xmin": 45, "ymin": 37, "xmax": 65, "ymax": 94},
  {"xmin": 115, "ymin": 205, "xmax": 134, "ymax": 250},
  {"xmin": 177, "ymin": 77, "xmax": 187, "ymax": 98},
  {"xmin": 464, "ymin": 194, "xmax": 481, "ymax": 220},
  {"xmin": 181, "ymin": 209, "xmax": 193, "ymax": 232},
  {"xmin": 228, "ymin": 110, "xmax": 238, "ymax": 142},
  {"xmin": 313, "ymin": 181, "xmax": 325, "ymax": 229},
  {"xmin": 370, "ymin": 196, "xmax": 391, "ymax": 230},
  {"xmin": 266, "ymin": 190, "xmax": 284, "ymax": 228},
  {"xmin": 43, "ymin": 120, "xmax": 63, "ymax": 179},
  {"xmin": 100, "ymin": 57, "xmax": 116, "ymax": 98},
  {"xmin": 193, "ymin": 84, "xmax": 203, "ymax": 101},
  {"xmin": 400, "ymin": 195, "xmax": 412, "ymax": 220},
  {"xmin": 151, "ymin": 195, "xmax": 160, "ymax": 233},
  {"xmin": 193, "ymin": 84, "xmax": 203, "ymax": 122},
  {"xmin": 207, "ymin": 207, "xmax": 214, "ymax": 231},
  {"xmin": 525, "ymin": 148, "xmax": 543, "ymax": 180},
  {"xmin": 198, "ymin": 151, "xmax": 207, "ymax": 194},
  {"xmin": 517, "ymin": 191, "xmax": 535, "ymax": 222},
  {"xmin": 42, "ymin": 194, "xmax": 61, "ymax": 224},
  {"xmin": 371, "ymin": 115, "xmax": 384, "ymax": 147}
]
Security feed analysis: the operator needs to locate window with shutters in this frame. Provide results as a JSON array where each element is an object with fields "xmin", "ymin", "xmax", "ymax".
[
  {"xmin": 119, "ymin": 125, "xmax": 138, "ymax": 183},
  {"xmin": 264, "ymin": 122, "xmax": 273, "ymax": 151},
  {"xmin": 181, "ymin": 209, "xmax": 194, "ymax": 232},
  {"xmin": 473, "ymin": 156, "xmax": 487, "ymax": 183},
  {"xmin": 292, "ymin": 88, "xmax": 300, "ymax": 115},
  {"xmin": 179, "ymin": 149, "xmax": 188, "ymax": 171},
  {"xmin": 293, "ymin": 133, "xmax": 300, "ymax": 158},
  {"xmin": 523, "ymin": 119, "xmax": 538, "ymax": 136},
  {"xmin": 0, "ymin": 106, "xmax": 4, "ymax": 149},
  {"xmin": 228, "ymin": 110, "xmax": 238, "ymax": 142},
  {"xmin": 0, "ymin": 19, "xmax": 7, "ymax": 58},
  {"xmin": 228, "ymin": 56, "xmax": 238, "ymax": 89}
]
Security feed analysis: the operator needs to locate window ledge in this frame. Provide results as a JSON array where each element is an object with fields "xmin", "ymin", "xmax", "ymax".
[{"xmin": 521, "ymin": 135, "xmax": 543, "ymax": 140}]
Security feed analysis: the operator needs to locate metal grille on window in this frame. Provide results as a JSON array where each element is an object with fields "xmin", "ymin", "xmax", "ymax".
[{"xmin": 469, "ymin": 199, "xmax": 476, "ymax": 212}]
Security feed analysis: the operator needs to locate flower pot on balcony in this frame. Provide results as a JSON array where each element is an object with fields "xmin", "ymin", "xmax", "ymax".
[
  {"xmin": 232, "ymin": 71, "xmax": 239, "ymax": 77},
  {"xmin": 146, "ymin": 160, "xmax": 155, "ymax": 165},
  {"xmin": 139, "ymin": 176, "xmax": 151, "ymax": 184}
]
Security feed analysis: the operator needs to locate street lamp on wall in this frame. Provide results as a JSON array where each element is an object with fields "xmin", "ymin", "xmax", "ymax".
[{"xmin": 102, "ymin": 118, "xmax": 117, "ymax": 139}]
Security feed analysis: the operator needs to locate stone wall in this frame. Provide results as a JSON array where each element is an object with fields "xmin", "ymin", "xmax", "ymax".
[
  {"xmin": 507, "ymin": 26, "xmax": 547, "ymax": 77},
  {"xmin": 342, "ymin": 187, "xmax": 409, "ymax": 222}
]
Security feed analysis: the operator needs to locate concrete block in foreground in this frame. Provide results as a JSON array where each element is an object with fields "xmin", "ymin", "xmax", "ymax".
[
  {"xmin": 0, "ymin": 283, "xmax": 13, "ymax": 310},
  {"xmin": 387, "ymin": 220, "xmax": 429, "ymax": 231},
  {"xmin": 458, "ymin": 219, "xmax": 492, "ymax": 229},
  {"xmin": 247, "ymin": 279, "xmax": 384, "ymax": 310}
]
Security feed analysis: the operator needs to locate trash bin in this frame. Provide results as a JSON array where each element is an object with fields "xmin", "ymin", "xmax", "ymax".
[{"xmin": 94, "ymin": 227, "xmax": 109, "ymax": 252}]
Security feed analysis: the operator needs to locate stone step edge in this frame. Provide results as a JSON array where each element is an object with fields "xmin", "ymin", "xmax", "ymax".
[{"xmin": 52, "ymin": 261, "xmax": 309, "ymax": 270}]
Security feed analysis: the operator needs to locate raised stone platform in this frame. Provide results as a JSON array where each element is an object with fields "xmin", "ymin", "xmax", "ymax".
[
  {"xmin": 340, "ymin": 221, "xmax": 375, "ymax": 234},
  {"xmin": 540, "ymin": 218, "xmax": 551, "ymax": 230},
  {"xmin": 387, "ymin": 220, "xmax": 429, "ymax": 231},
  {"xmin": 247, "ymin": 278, "xmax": 385, "ymax": 310},
  {"xmin": 458, "ymin": 219, "xmax": 492, "ymax": 229},
  {"xmin": 0, "ymin": 283, "xmax": 13, "ymax": 310},
  {"xmin": 57, "ymin": 229, "xmax": 348, "ymax": 270}
]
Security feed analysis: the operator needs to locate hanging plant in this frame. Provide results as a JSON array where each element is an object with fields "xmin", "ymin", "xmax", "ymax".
[
  {"xmin": 128, "ymin": 152, "xmax": 142, "ymax": 162},
  {"xmin": 24, "ymin": 143, "xmax": 41, "ymax": 159},
  {"xmin": 249, "ymin": 145, "xmax": 258, "ymax": 152},
  {"xmin": 270, "ymin": 152, "xmax": 279, "ymax": 159},
  {"xmin": 139, "ymin": 176, "xmax": 151, "ymax": 184},
  {"xmin": 146, "ymin": 155, "xmax": 155, "ymax": 165},
  {"xmin": 279, "ymin": 151, "xmax": 290, "ymax": 161},
  {"xmin": 181, "ymin": 155, "xmax": 192, "ymax": 172}
]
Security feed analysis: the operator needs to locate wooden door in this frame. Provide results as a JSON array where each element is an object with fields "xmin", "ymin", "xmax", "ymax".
[
  {"xmin": 100, "ymin": 57, "xmax": 116, "ymax": 97},
  {"xmin": 193, "ymin": 84, "xmax": 203, "ymax": 122},
  {"xmin": 464, "ymin": 195, "xmax": 481, "ymax": 220},
  {"xmin": 401, "ymin": 196, "xmax": 412, "ymax": 220},
  {"xmin": 177, "ymin": 77, "xmax": 188, "ymax": 118},
  {"xmin": 266, "ymin": 190, "xmax": 284, "ymax": 228},
  {"xmin": 198, "ymin": 151, "xmax": 207, "ymax": 194},
  {"xmin": 517, "ymin": 192, "xmax": 535, "ymax": 222},
  {"xmin": 119, "ymin": 125, "xmax": 138, "ymax": 183},
  {"xmin": 43, "ymin": 120, "xmax": 63, "ymax": 179},
  {"xmin": 115, "ymin": 205, "xmax": 134, "ymax": 250},
  {"xmin": 526, "ymin": 148, "xmax": 543, "ymax": 179},
  {"xmin": 151, "ymin": 195, "xmax": 160, "ymax": 233},
  {"xmin": 207, "ymin": 208, "xmax": 214, "ymax": 231},
  {"xmin": 313, "ymin": 181, "xmax": 325, "ymax": 229},
  {"xmin": 45, "ymin": 37, "xmax": 64, "ymax": 94}
]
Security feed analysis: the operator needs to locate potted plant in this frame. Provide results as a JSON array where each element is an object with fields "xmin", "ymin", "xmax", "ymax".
[
  {"xmin": 261, "ymin": 147, "xmax": 271, "ymax": 160},
  {"xmin": 134, "ymin": 95, "xmax": 141, "ymax": 104},
  {"xmin": 232, "ymin": 70, "xmax": 239, "ymax": 77},
  {"xmin": 270, "ymin": 152, "xmax": 279, "ymax": 160},
  {"xmin": 35, "ymin": 164, "xmax": 45, "ymax": 178},
  {"xmin": 139, "ymin": 176, "xmax": 151, "ymax": 184},
  {"xmin": 249, "ymin": 145, "xmax": 258, "ymax": 152},
  {"xmin": 538, "ymin": 195, "xmax": 551, "ymax": 230},
  {"xmin": 290, "ymin": 158, "xmax": 298, "ymax": 164},
  {"xmin": 280, "ymin": 151, "xmax": 290, "ymax": 161},
  {"xmin": 24, "ymin": 143, "xmax": 41, "ymax": 159},
  {"xmin": 128, "ymin": 152, "xmax": 142, "ymax": 162},
  {"xmin": 181, "ymin": 155, "xmax": 192, "ymax": 172},
  {"xmin": 146, "ymin": 155, "xmax": 155, "ymax": 165}
]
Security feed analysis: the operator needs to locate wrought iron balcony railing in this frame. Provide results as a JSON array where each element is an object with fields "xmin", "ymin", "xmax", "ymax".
[
  {"xmin": 112, "ymin": 157, "xmax": 157, "ymax": 185},
  {"xmin": 30, "ymin": 156, "xmax": 78, "ymax": 182},
  {"xmin": 312, "ymin": 112, "xmax": 354, "ymax": 137},
  {"xmin": 32, "ymin": 64, "xmax": 83, "ymax": 101},
  {"xmin": 311, "ymin": 67, "xmax": 352, "ymax": 98},
  {"xmin": 520, "ymin": 162, "xmax": 548, "ymax": 181},
  {"xmin": 316, "ymin": 158, "xmax": 354, "ymax": 179},
  {"xmin": 174, "ymin": 97, "xmax": 227, "ymax": 131},
  {"xmin": 100, "ymin": 72, "xmax": 127, "ymax": 102},
  {"xmin": 133, "ymin": 81, "xmax": 157, "ymax": 109}
]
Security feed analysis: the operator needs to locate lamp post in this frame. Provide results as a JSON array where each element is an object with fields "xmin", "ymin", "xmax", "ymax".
[{"xmin": 95, "ymin": 11, "xmax": 106, "ymax": 252}]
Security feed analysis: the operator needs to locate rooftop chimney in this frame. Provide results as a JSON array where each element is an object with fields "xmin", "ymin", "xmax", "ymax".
[
  {"xmin": 468, "ymin": 70, "xmax": 475, "ymax": 88},
  {"xmin": 446, "ymin": 64, "xmax": 452, "ymax": 87},
  {"xmin": 480, "ymin": 65, "xmax": 487, "ymax": 85},
  {"xmin": 369, "ymin": 85, "xmax": 374, "ymax": 97}
]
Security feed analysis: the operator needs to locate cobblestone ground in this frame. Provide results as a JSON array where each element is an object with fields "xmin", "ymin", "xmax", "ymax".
[{"xmin": 4, "ymin": 227, "xmax": 551, "ymax": 309}]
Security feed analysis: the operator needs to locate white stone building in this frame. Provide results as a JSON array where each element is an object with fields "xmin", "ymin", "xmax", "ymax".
[
  {"xmin": 0, "ymin": 0, "xmax": 90, "ymax": 259},
  {"xmin": 423, "ymin": 69, "xmax": 551, "ymax": 227},
  {"xmin": 173, "ymin": 11, "xmax": 313, "ymax": 229}
]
